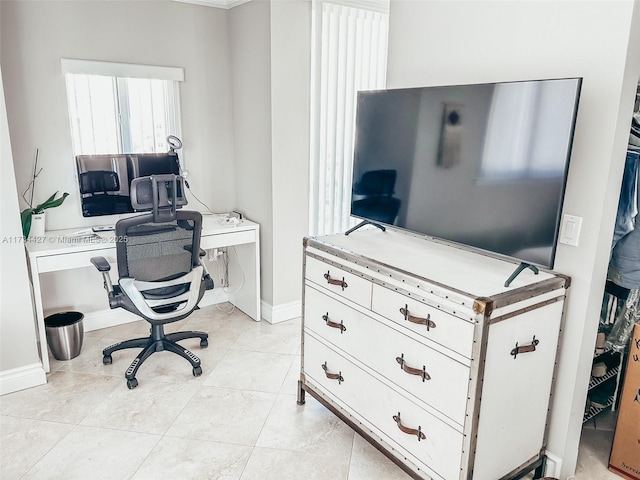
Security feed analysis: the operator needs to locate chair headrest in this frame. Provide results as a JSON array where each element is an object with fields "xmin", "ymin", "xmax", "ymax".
[{"xmin": 130, "ymin": 174, "xmax": 187, "ymax": 223}]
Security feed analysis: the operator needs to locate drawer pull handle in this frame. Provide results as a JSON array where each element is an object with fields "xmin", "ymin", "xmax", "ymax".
[
  {"xmin": 393, "ymin": 412, "xmax": 426, "ymax": 441},
  {"xmin": 510, "ymin": 336, "xmax": 539, "ymax": 359},
  {"xmin": 322, "ymin": 313, "xmax": 347, "ymax": 333},
  {"xmin": 396, "ymin": 354, "xmax": 431, "ymax": 381},
  {"xmin": 322, "ymin": 362, "xmax": 344, "ymax": 384},
  {"xmin": 324, "ymin": 271, "xmax": 348, "ymax": 290},
  {"xmin": 400, "ymin": 305, "xmax": 436, "ymax": 330}
]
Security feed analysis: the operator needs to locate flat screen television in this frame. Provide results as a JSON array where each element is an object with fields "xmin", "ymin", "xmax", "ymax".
[
  {"xmin": 350, "ymin": 78, "xmax": 582, "ymax": 269},
  {"xmin": 75, "ymin": 152, "xmax": 184, "ymax": 217}
]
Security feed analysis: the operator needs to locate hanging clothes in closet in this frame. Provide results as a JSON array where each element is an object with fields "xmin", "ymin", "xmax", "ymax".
[
  {"xmin": 585, "ymin": 88, "xmax": 640, "ymax": 421},
  {"xmin": 603, "ymin": 149, "xmax": 640, "ymax": 352},
  {"xmin": 601, "ymin": 80, "xmax": 640, "ymax": 348}
]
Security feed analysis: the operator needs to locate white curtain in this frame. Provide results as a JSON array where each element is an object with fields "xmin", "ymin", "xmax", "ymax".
[{"xmin": 309, "ymin": 0, "xmax": 389, "ymax": 235}]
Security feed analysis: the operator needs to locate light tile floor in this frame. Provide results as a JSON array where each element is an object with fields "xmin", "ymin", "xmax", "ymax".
[
  {"xmin": 572, "ymin": 411, "xmax": 621, "ymax": 480},
  {"xmin": 0, "ymin": 305, "xmax": 622, "ymax": 479}
]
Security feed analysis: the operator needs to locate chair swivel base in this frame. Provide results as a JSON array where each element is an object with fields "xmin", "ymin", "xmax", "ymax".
[{"xmin": 103, "ymin": 326, "xmax": 209, "ymax": 389}]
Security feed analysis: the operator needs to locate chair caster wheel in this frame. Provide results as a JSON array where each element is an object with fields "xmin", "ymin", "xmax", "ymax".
[
  {"xmin": 103, "ymin": 355, "xmax": 112, "ymax": 365},
  {"xmin": 193, "ymin": 366, "xmax": 202, "ymax": 377},
  {"xmin": 127, "ymin": 378, "xmax": 138, "ymax": 389},
  {"xmin": 200, "ymin": 338, "xmax": 208, "ymax": 348}
]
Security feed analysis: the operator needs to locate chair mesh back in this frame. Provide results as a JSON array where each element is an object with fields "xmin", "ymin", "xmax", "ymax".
[{"xmin": 116, "ymin": 212, "xmax": 202, "ymax": 282}]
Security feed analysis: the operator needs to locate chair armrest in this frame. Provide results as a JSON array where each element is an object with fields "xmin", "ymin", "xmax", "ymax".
[
  {"xmin": 91, "ymin": 256, "xmax": 115, "ymax": 297},
  {"xmin": 197, "ymin": 250, "xmax": 214, "ymax": 290},
  {"xmin": 91, "ymin": 256, "xmax": 111, "ymax": 272}
]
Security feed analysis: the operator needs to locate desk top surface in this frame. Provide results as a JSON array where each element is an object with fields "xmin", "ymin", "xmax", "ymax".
[{"xmin": 25, "ymin": 215, "xmax": 258, "ymax": 257}]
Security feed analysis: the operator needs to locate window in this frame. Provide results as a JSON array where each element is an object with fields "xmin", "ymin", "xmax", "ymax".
[
  {"xmin": 309, "ymin": 0, "xmax": 389, "ymax": 236},
  {"xmin": 62, "ymin": 59, "xmax": 183, "ymax": 156}
]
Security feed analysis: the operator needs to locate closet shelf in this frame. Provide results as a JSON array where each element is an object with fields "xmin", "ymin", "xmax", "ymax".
[
  {"xmin": 583, "ymin": 360, "xmax": 622, "ymax": 424},
  {"xmin": 588, "ymin": 364, "xmax": 620, "ymax": 391},
  {"xmin": 584, "ymin": 395, "xmax": 616, "ymax": 423}
]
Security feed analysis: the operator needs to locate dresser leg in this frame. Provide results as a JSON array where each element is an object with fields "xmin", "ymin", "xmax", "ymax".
[
  {"xmin": 297, "ymin": 380, "xmax": 306, "ymax": 405},
  {"xmin": 533, "ymin": 457, "xmax": 546, "ymax": 479}
]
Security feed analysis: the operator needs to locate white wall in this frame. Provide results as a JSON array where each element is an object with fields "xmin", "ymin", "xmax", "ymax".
[
  {"xmin": 270, "ymin": 0, "xmax": 311, "ymax": 311},
  {"xmin": 229, "ymin": 0, "xmax": 311, "ymax": 321},
  {"xmin": 0, "ymin": 66, "xmax": 46, "ymax": 394},
  {"xmin": 386, "ymin": 1, "xmax": 640, "ymax": 477},
  {"xmin": 229, "ymin": 0, "xmax": 274, "ymax": 305}
]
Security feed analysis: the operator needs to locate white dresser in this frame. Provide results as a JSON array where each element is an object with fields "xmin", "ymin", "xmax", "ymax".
[{"xmin": 297, "ymin": 228, "xmax": 568, "ymax": 480}]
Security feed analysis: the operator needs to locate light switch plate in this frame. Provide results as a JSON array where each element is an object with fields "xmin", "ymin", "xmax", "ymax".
[{"xmin": 559, "ymin": 214, "xmax": 582, "ymax": 246}]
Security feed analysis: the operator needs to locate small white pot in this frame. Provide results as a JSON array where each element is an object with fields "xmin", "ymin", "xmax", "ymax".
[{"xmin": 29, "ymin": 212, "xmax": 46, "ymax": 237}]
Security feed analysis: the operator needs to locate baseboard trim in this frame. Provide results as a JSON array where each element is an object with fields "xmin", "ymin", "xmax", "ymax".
[
  {"xmin": 261, "ymin": 300, "xmax": 301, "ymax": 324},
  {"xmin": 544, "ymin": 450, "xmax": 562, "ymax": 478},
  {"xmin": 82, "ymin": 289, "xmax": 231, "ymax": 332},
  {"xmin": 83, "ymin": 309, "xmax": 139, "ymax": 332},
  {"xmin": 0, "ymin": 363, "xmax": 46, "ymax": 395},
  {"xmin": 198, "ymin": 289, "xmax": 230, "ymax": 308}
]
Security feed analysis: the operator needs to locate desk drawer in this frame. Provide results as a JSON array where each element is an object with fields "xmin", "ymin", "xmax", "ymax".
[
  {"xmin": 304, "ymin": 333, "xmax": 463, "ymax": 480},
  {"xmin": 201, "ymin": 229, "xmax": 256, "ymax": 249},
  {"xmin": 372, "ymin": 284, "xmax": 475, "ymax": 358},
  {"xmin": 304, "ymin": 286, "xmax": 469, "ymax": 426},
  {"xmin": 36, "ymin": 247, "xmax": 116, "ymax": 273},
  {"xmin": 305, "ymin": 255, "xmax": 372, "ymax": 308}
]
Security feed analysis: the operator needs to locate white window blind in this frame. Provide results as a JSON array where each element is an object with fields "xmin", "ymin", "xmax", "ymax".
[
  {"xmin": 62, "ymin": 59, "xmax": 183, "ymax": 157},
  {"xmin": 309, "ymin": 0, "xmax": 389, "ymax": 235}
]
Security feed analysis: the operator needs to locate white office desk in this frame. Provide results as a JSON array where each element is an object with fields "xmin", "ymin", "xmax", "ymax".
[{"xmin": 26, "ymin": 216, "xmax": 261, "ymax": 373}]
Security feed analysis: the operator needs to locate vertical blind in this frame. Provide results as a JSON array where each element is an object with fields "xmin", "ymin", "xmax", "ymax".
[{"xmin": 309, "ymin": 0, "xmax": 389, "ymax": 236}]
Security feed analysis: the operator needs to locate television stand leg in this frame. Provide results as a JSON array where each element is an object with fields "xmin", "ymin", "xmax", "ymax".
[
  {"xmin": 345, "ymin": 220, "xmax": 386, "ymax": 236},
  {"xmin": 504, "ymin": 262, "xmax": 539, "ymax": 287}
]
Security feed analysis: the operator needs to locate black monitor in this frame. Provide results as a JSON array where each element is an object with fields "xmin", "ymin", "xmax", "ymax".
[{"xmin": 75, "ymin": 152, "xmax": 183, "ymax": 217}]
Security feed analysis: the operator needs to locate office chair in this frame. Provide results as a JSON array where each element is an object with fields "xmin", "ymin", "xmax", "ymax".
[{"xmin": 91, "ymin": 174, "xmax": 212, "ymax": 389}]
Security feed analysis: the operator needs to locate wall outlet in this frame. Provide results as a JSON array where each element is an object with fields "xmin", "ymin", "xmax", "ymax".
[{"xmin": 208, "ymin": 248, "xmax": 225, "ymax": 261}]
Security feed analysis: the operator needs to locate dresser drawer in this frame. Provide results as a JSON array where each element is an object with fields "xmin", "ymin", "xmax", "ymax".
[
  {"xmin": 304, "ymin": 285, "xmax": 469, "ymax": 426},
  {"xmin": 372, "ymin": 284, "xmax": 475, "ymax": 358},
  {"xmin": 305, "ymin": 255, "xmax": 372, "ymax": 308},
  {"xmin": 304, "ymin": 333, "xmax": 463, "ymax": 480},
  {"xmin": 36, "ymin": 247, "xmax": 116, "ymax": 273},
  {"xmin": 200, "ymin": 228, "xmax": 255, "ymax": 249}
]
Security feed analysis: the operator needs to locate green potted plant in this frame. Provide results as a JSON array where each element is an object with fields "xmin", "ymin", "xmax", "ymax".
[
  {"xmin": 21, "ymin": 191, "xmax": 69, "ymax": 237},
  {"xmin": 20, "ymin": 149, "xmax": 69, "ymax": 238}
]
